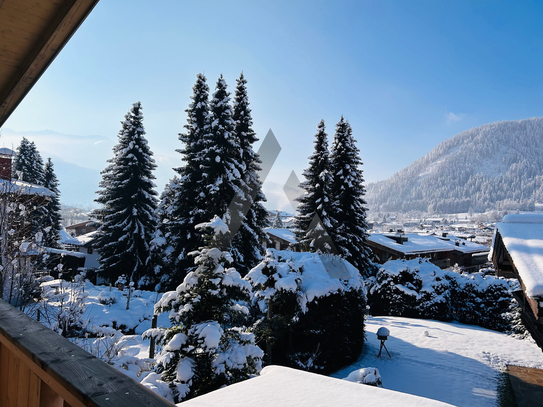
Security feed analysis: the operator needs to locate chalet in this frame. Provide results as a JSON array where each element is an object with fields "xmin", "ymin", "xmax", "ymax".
[
  {"xmin": 65, "ymin": 220, "xmax": 99, "ymax": 237},
  {"xmin": 491, "ymin": 213, "xmax": 543, "ymax": 348},
  {"xmin": 264, "ymin": 228, "xmax": 298, "ymax": 251},
  {"xmin": 366, "ymin": 232, "xmax": 490, "ymax": 271}
]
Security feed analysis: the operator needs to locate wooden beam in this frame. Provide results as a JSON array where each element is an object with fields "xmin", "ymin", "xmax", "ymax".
[
  {"xmin": 0, "ymin": 0, "xmax": 100, "ymax": 127},
  {"xmin": 0, "ymin": 300, "xmax": 175, "ymax": 407}
]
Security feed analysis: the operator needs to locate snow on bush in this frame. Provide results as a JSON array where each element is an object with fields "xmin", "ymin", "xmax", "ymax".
[
  {"xmin": 367, "ymin": 258, "xmax": 525, "ymax": 333},
  {"xmin": 246, "ymin": 249, "xmax": 366, "ymax": 373},
  {"xmin": 145, "ymin": 218, "xmax": 263, "ymax": 403},
  {"xmin": 344, "ymin": 367, "xmax": 382, "ymax": 387}
]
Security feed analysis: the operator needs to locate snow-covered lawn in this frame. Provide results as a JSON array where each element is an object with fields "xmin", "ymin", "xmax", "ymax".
[{"xmin": 333, "ymin": 316, "xmax": 543, "ymax": 406}]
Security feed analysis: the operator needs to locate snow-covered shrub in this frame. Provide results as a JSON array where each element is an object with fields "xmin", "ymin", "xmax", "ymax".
[
  {"xmin": 344, "ymin": 367, "xmax": 382, "ymax": 387},
  {"xmin": 367, "ymin": 258, "xmax": 518, "ymax": 332},
  {"xmin": 367, "ymin": 259, "xmax": 451, "ymax": 321},
  {"xmin": 246, "ymin": 249, "xmax": 366, "ymax": 374},
  {"xmin": 143, "ymin": 217, "xmax": 263, "ymax": 403}
]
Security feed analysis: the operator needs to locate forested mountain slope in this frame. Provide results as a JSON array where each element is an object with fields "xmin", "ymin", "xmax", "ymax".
[{"xmin": 366, "ymin": 117, "xmax": 543, "ymax": 213}]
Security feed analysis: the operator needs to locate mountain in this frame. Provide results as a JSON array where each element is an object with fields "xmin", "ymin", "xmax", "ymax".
[{"xmin": 366, "ymin": 117, "xmax": 543, "ymax": 214}]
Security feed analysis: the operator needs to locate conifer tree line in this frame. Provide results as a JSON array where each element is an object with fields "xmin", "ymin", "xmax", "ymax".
[
  {"xmin": 294, "ymin": 117, "xmax": 372, "ymax": 275},
  {"xmin": 11, "ymin": 138, "xmax": 62, "ymax": 248},
  {"xmin": 94, "ymin": 73, "xmax": 269, "ymax": 289}
]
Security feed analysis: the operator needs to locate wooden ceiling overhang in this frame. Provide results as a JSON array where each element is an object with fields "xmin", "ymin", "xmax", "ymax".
[{"xmin": 0, "ymin": 0, "xmax": 99, "ymax": 127}]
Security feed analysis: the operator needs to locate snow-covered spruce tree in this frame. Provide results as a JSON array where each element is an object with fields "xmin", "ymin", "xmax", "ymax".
[
  {"xmin": 271, "ymin": 211, "xmax": 283, "ymax": 228},
  {"xmin": 230, "ymin": 73, "xmax": 268, "ymax": 275},
  {"xmin": 94, "ymin": 102, "xmax": 159, "ymax": 287},
  {"xmin": 161, "ymin": 74, "xmax": 211, "ymax": 291},
  {"xmin": 329, "ymin": 117, "xmax": 372, "ymax": 274},
  {"xmin": 144, "ymin": 216, "xmax": 263, "ymax": 403},
  {"xmin": 13, "ymin": 137, "xmax": 45, "ymax": 184},
  {"xmin": 294, "ymin": 120, "xmax": 335, "ymax": 253},
  {"xmin": 41, "ymin": 158, "xmax": 62, "ymax": 248}
]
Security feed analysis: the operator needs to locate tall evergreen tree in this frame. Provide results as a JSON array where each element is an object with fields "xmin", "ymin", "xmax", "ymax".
[
  {"xmin": 230, "ymin": 73, "xmax": 268, "ymax": 274},
  {"xmin": 41, "ymin": 158, "xmax": 62, "ymax": 248},
  {"xmin": 199, "ymin": 75, "xmax": 246, "ymax": 225},
  {"xmin": 161, "ymin": 74, "xmax": 212, "ymax": 291},
  {"xmin": 13, "ymin": 137, "xmax": 45, "ymax": 184},
  {"xmin": 148, "ymin": 217, "xmax": 263, "ymax": 402},
  {"xmin": 294, "ymin": 120, "xmax": 335, "ymax": 252},
  {"xmin": 271, "ymin": 211, "xmax": 283, "ymax": 228},
  {"xmin": 94, "ymin": 102, "xmax": 158, "ymax": 286},
  {"xmin": 329, "ymin": 117, "xmax": 372, "ymax": 272}
]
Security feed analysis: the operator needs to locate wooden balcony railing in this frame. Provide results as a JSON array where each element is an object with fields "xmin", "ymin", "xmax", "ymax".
[{"xmin": 0, "ymin": 299, "xmax": 174, "ymax": 407}]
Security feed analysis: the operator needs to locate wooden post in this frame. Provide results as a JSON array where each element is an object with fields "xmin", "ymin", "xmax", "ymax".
[
  {"xmin": 149, "ymin": 315, "xmax": 158, "ymax": 359},
  {"xmin": 266, "ymin": 298, "xmax": 273, "ymax": 365},
  {"xmin": 40, "ymin": 382, "xmax": 63, "ymax": 407}
]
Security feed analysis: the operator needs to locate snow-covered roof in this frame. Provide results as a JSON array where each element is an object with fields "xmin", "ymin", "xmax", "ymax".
[
  {"xmin": 59, "ymin": 229, "xmax": 81, "ymax": 245},
  {"xmin": 179, "ymin": 365, "xmax": 453, "ymax": 407},
  {"xmin": 0, "ymin": 179, "xmax": 55, "ymax": 197},
  {"xmin": 0, "ymin": 147, "xmax": 15, "ymax": 156},
  {"xmin": 44, "ymin": 247, "xmax": 86, "ymax": 258},
  {"xmin": 496, "ymin": 213, "xmax": 543, "ymax": 297},
  {"xmin": 75, "ymin": 230, "xmax": 98, "ymax": 245},
  {"xmin": 264, "ymin": 228, "xmax": 297, "ymax": 244},
  {"xmin": 368, "ymin": 233, "xmax": 489, "ymax": 255}
]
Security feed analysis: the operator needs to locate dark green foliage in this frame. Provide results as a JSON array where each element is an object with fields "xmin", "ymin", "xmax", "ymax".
[
  {"xmin": 248, "ymin": 252, "xmax": 366, "ymax": 374},
  {"xmin": 294, "ymin": 120, "xmax": 336, "ymax": 253},
  {"xmin": 41, "ymin": 158, "xmax": 62, "ymax": 248},
  {"xmin": 151, "ymin": 222, "xmax": 262, "ymax": 403},
  {"xmin": 94, "ymin": 102, "xmax": 158, "ymax": 286},
  {"xmin": 162, "ymin": 75, "xmax": 211, "ymax": 290},
  {"xmin": 230, "ymin": 73, "xmax": 268, "ymax": 275},
  {"xmin": 329, "ymin": 118, "xmax": 372, "ymax": 274},
  {"xmin": 13, "ymin": 137, "xmax": 45, "ymax": 185},
  {"xmin": 367, "ymin": 259, "xmax": 516, "ymax": 332}
]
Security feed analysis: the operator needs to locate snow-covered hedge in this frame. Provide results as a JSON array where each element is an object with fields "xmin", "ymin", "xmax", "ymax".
[
  {"xmin": 246, "ymin": 249, "xmax": 366, "ymax": 374},
  {"xmin": 367, "ymin": 258, "xmax": 518, "ymax": 332}
]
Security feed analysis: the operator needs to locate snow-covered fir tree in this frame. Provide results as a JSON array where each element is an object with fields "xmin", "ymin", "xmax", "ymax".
[
  {"xmin": 294, "ymin": 120, "xmax": 335, "ymax": 252},
  {"xmin": 41, "ymin": 158, "xmax": 62, "ymax": 248},
  {"xmin": 230, "ymin": 73, "xmax": 268, "ymax": 274},
  {"xmin": 329, "ymin": 117, "xmax": 372, "ymax": 273},
  {"xmin": 94, "ymin": 102, "xmax": 159, "ymax": 287},
  {"xmin": 161, "ymin": 74, "xmax": 211, "ymax": 291},
  {"xmin": 144, "ymin": 216, "xmax": 263, "ymax": 403},
  {"xmin": 13, "ymin": 137, "xmax": 45, "ymax": 184},
  {"xmin": 271, "ymin": 211, "xmax": 283, "ymax": 228}
]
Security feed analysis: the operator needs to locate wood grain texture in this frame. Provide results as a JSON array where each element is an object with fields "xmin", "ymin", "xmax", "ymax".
[{"xmin": 0, "ymin": 300, "xmax": 175, "ymax": 407}]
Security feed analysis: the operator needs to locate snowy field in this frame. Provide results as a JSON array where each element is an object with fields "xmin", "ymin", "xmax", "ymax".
[{"xmin": 333, "ymin": 316, "xmax": 543, "ymax": 406}]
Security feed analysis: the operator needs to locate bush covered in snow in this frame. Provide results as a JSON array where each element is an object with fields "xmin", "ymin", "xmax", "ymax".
[
  {"xmin": 344, "ymin": 367, "xmax": 382, "ymax": 387},
  {"xmin": 246, "ymin": 249, "xmax": 366, "ymax": 374},
  {"xmin": 367, "ymin": 258, "xmax": 519, "ymax": 333}
]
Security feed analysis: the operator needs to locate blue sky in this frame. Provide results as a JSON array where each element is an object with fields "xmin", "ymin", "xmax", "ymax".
[{"xmin": 3, "ymin": 0, "xmax": 543, "ymax": 209}]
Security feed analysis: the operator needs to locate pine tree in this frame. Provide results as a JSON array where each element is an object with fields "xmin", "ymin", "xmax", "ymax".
[
  {"xmin": 200, "ymin": 75, "xmax": 246, "ymax": 226},
  {"xmin": 329, "ymin": 117, "xmax": 372, "ymax": 273},
  {"xmin": 230, "ymin": 73, "xmax": 268, "ymax": 274},
  {"xmin": 148, "ymin": 217, "xmax": 263, "ymax": 402},
  {"xmin": 94, "ymin": 102, "xmax": 159, "ymax": 286},
  {"xmin": 13, "ymin": 138, "xmax": 45, "ymax": 185},
  {"xmin": 41, "ymin": 158, "xmax": 62, "ymax": 248},
  {"xmin": 294, "ymin": 120, "xmax": 335, "ymax": 252},
  {"xmin": 162, "ymin": 74, "xmax": 211, "ymax": 290},
  {"xmin": 271, "ymin": 211, "xmax": 283, "ymax": 228}
]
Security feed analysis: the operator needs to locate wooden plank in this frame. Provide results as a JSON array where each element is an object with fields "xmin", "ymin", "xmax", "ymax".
[
  {"xmin": 7, "ymin": 347, "xmax": 21, "ymax": 407},
  {"xmin": 17, "ymin": 360, "xmax": 31, "ymax": 407},
  {"xmin": 0, "ymin": 300, "xmax": 175, "ymax": 407},
  {"xmin": 0, "ymin": 0, "xmax": 100, "ymax": 127},
  {"xmin": 39, "ymin": 382, "xmax": 63, "ymax": 407},
  {"xmin": 0, "ymin": 342, "xmax": 11, "ymax": 406},
  {"xmin": 28, "ymin": 370, "xmax": 41, "ymax": 407}
]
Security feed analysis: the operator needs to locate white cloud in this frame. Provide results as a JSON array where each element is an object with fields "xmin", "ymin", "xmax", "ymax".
[{"xmin": 445, "ymin": 112, "xmax": 465, "ymax": 124}]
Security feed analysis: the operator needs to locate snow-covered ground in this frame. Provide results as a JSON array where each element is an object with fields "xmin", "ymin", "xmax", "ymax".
[{"xmin": 333, "ymin": 316, "xmax": 543, "ymax": 406}]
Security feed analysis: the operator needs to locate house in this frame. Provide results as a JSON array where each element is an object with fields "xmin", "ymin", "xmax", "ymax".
[
  {"xmin": 491, "ymin": 213, "xmax": 543, "ymax": 347},
  {"xmin": 366, "ymin": 232, "xmax": 490, "ymax": 271},
  {"xmin": 264, "ymin": 228, "xmax": 298, "ymax": 251},
  {"xmin": 65, "ymin": 220, "xmax": 99, "ymax": 237}
]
